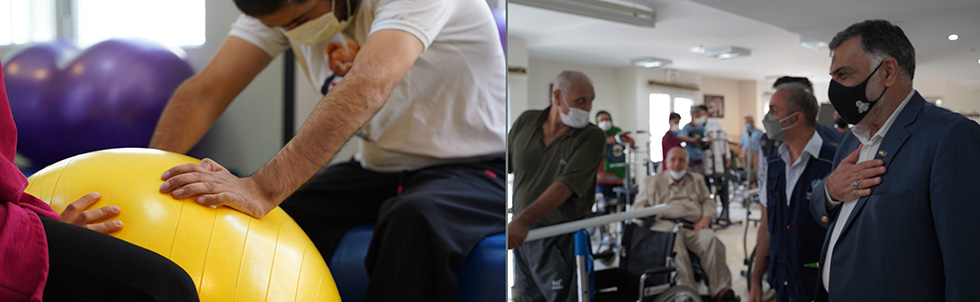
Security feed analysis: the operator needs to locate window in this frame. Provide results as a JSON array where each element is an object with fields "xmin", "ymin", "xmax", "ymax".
[
  {"xmin": 2, "ymin": 0, "xmax": 205, "ymax": 48},
  {"xmin": 76, "ymin": 0, "xmax": 205, "ymax": 48},
  {"xmin": 0, "ymin": 0, "xmax": 56, "ymax": 46},
  {"xmin": 648, "ymin": 93, "xmax": 694, "ymax": 163}
]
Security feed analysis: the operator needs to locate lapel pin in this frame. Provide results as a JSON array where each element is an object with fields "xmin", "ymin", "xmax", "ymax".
[{"xmin": 878, "ymin": 150, "xmax": 887, "ymax": 158}]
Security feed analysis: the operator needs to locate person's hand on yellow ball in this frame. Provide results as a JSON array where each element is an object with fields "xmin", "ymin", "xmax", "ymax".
[
  {"xmin": 159, "ymin": 158, "xmax": 275, "ymax": 218},
  {"xmin": 59, "ymin": 192, "xmax": 123, "ymax": 234}
]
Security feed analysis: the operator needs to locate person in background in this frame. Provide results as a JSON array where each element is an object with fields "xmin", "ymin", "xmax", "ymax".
[
  {"xmin": 149, "ymin": 0, "xmax": 506, "ymax": 299},
  {"xmin": 750, "ymin": 83, "xmax": 835, "ymax": 302},
  {"xmin": 740, "ymin": 115, "xmax": 764, "ymax": 188},
  {"xmin": 772, "ymin": 76, "xmax": 842, "ymax": 147},
  {"xmin": 595, "ymin": 110, "xmax": 635, "ymax": 207},
  {"xmin": 634, "ymin": 147, "xmax": 737, "ymax": 302},
  {"xmin": 760, "ymin": 77, "xmax": 843, "ymax": 191},
  {"xmin": 508, "ymin": 70, "xmax": 606, "ymax": 301},
  {"xmin": 678, "ymin": 106, "xmax": 709, "ymax": 174},
  {"xmin": 662, "ymin": 112, "xmax": 683, "ymax": 171}
]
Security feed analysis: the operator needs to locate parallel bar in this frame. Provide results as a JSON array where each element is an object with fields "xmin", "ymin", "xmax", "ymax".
[{"xmin": 525, "ymin": 204, "xmax": 668, "ymax": 242}]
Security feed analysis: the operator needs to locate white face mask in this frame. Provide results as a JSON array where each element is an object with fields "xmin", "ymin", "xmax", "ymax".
[
  {"xmin": 559, "ymin": 98, "xmax": 590, "ymax": 128},
  {"xmin": 668, "ymin": 169, "xmax": 687, "ymax": 180},
  {"xmin": 670, "ymin": 123, "xmax": 680, "ymax": 133},
  {"xmin": 284, "ymin": 0, "xmax": 352, "ymax": 46},
  {"xmin": 598, "ymin": 121, "xmax": 612, "ymax": 131},
  {"xmin": 694, "ymin": 116, "xmax": 707, "ymax": 126}
]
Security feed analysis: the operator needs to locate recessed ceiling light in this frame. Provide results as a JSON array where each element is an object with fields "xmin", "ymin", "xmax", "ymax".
[
  {"xmin": 690, "ymin": 46, "xmax": 705, "ymax": 54},
  {"xmin": 631, "ymin": 57, "xmax": 672, "ymax": 68},
  {"xmin": 800, "ymin": 38, "xmax": 829, "ymax": 50},
  {"xmin": 703, "ymin": 46, "xmax": 751, "ymax": 60},
  {"xmin": 949, "ymin": 34, "xmax": 959, "ymax": 41}
]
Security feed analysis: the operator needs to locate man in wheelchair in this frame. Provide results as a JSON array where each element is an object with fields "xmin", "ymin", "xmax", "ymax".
[{"xmin": 633, "ymin": 147, "xmax": 736, "ymax": 301}]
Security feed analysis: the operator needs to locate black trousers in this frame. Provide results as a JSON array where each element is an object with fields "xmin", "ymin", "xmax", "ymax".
[
  {"xmin": 514, "ymin": 232, "xmax": 577, "ymax": 302},
  {"xmin": 280, "ymin": 158, "xmax": 506, "ymax": 302},
  {"xmin": 40, "ymin": 217, "xmax": 198, "ymax": 302},
  {"xmin": 706, "ymin": 174, "xmax": 731, "ymax": 221}
]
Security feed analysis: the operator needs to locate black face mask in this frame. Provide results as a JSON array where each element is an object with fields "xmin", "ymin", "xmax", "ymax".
[{"xmin": 828, "ymin": 62, "xmax": 887, "ymax": 124}]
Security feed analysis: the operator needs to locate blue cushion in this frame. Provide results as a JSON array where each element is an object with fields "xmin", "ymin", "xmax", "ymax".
[
  {"xmin": 329, "ymin": 224, "xmax": 376, "ymax": 302},
  {"xmin": 455, "ymin": 233, "xmax": 506, "ymax": 302},
  {"xmin": 328, "ymin": 224, "xmax": 506, "ymax": 302}
]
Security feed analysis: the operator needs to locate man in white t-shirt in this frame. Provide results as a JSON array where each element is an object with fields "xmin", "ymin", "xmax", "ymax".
[{"xmin": 150, "ymin": 0, "xmax": 506, "ymax": 300}]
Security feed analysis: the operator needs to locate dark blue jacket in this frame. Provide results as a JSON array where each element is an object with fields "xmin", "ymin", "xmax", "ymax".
[
  {"xmin": 815, "ymin": 124, "xmax": 842, "ymax": 148},
  {"xmin": 811, "ymin": 92, "xmax": 980, "ymax": 301},
  {"xmin": 765, "ymin": 137, "xmax": 835, "ymax": 302}
]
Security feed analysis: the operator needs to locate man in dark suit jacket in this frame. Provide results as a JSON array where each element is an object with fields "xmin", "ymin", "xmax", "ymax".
[{"xmin": 810, "ymin": 20, "xmax": 980, "ymax": 301}]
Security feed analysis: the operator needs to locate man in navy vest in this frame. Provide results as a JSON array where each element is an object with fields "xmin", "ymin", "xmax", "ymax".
[{"xmin": 750, "ymin": 83, "xmax": 836, "ymax": 302}]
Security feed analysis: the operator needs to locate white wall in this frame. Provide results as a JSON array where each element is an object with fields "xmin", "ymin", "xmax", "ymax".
[
  {"xmin": 516, "ymin": 59, "xmax": 770, "ymax": 169},
  {"xmin": 176, "ymin": 0, "xmax": 284, "ymax": 175},
  {"xmin": 738, "ymin": 79, "xmax": 761, "ymax": 137},
  {"xmin": 634, "ymin": 68, "xmax": 748, "ymax": 140},
  {"xmin": 943, "ymin": 80, "xmax": 979, "ymax": 115},
  {"xmin": 915, "ymin": 76, "xmax": 980, "ymax": 115},
  {"xmin": 615, "ymin": 67, "xmax": 643, "ymax": 133},
  {"xmin": 507, "ymin": 36, "xmax": 530, "ymax": 128},
  {"xmin": 701, "ymin": 75, "xmax": 745, "ymax": 136},
  {"xmin": 517, "ymin": 58, "xmax": 765, "ymax": 140},
  {"xmin": 526, "ymin": 60, "xmax": 623, "ymax": 123},
  {"xmin": 633, "ymin": 67, "xmax": 701, "ymax": 134}
]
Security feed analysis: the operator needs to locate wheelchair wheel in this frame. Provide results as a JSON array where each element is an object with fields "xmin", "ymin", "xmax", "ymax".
[{"xmin": 650, "ymin": 285, "xmax": 702, "ymax": 302}]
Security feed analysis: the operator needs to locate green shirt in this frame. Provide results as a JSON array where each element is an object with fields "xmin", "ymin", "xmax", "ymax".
[
  {"xmin": 602, "ymin": 125, "xmax": 627, "ymax": 179},
  {"xmin": 508, "ymin": 107, "xmax": 607, "ymax": 225}
]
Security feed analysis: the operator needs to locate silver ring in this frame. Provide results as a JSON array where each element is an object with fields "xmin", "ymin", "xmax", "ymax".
[{"xmin": 851, "ymin": 181, "xmax": 859, "ymax": 188}]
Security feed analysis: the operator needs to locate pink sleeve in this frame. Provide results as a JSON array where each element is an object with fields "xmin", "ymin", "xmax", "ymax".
[{"xmin": 0, "ymin": 201, "xmax": 53, "ymax": 302}]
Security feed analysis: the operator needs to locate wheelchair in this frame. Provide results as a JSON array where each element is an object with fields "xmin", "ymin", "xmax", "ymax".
[
  {"xmin": 585, "ymin": 217, "xmax": 744, "ymax": 302},
  {"xmin": 570, "ymin": 222, "xmax": 701, "ymax": 302}
]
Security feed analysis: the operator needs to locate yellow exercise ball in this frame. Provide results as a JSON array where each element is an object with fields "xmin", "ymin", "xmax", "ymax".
[{"xmin": 25, "ymin": 148, "xmax": 341, "ymax": 302}]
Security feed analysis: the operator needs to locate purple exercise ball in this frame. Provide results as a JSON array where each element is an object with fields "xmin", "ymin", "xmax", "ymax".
[
  {"xmin": 3, "ymin": 41, "xmax": 77, "ymax": 163},
  {"xmin": 491, "ymin": 7, "xmax": 506, "ymax": 52},
  {"xmin": 2, "ymin": 39, "xmax": 193, "ymax": 165}
]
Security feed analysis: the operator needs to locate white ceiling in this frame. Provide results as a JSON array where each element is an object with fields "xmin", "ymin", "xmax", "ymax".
[{"xmin": 508, "ymin": 0, "xmax": 980, "ymax": 89}]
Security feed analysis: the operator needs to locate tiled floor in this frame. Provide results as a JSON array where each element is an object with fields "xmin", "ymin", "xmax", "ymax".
[{"xmin": 715, "ymin": 200, "xmax": 764, "ymax": 300}]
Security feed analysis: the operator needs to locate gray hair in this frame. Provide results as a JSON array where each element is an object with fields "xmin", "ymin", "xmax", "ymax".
[
  {"xmin": 743, "ymin": 115, "xmax": 754, "ymax": 123},
  {"xmin": 776, "ymin": 83, "xmax": 818, "ymax": 127},
  {"xmin": 553, "ymin": 70, "xmax": 593, "ymax": 98},
  {"xmin": 667, "ymin": 146, "xmax": 688, "ymax": 161},
  {"xmin": 690, "ymin": 105, "xmax": 706, "ymax": 115},
  {"xmin": 773, "ymin": 76, "xmax": 813, "ymax": 92},
  {"xmin": 829, "ymin": 19, "xmax": 916, "ymax": 80}
]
